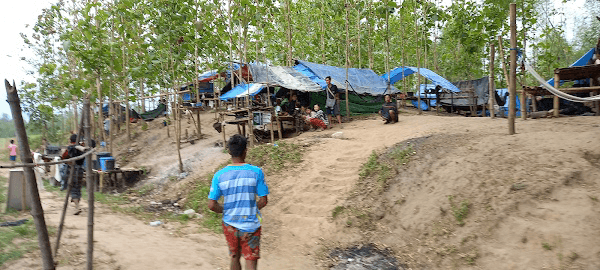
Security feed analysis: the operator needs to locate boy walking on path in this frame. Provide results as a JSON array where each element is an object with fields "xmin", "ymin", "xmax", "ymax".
[
  {"xmin": 208, "ymin": 134, "xmax": 269, "ymax": 270},
  {"xmin": 61, "ymin": 134, "xmax": 87, "ymax": 215},
  {"xmin": 7, "ymin": 140, "xmax": 17, "ymax": 162}
]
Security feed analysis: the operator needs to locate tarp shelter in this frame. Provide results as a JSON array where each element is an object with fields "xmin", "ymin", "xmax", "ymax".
[
  {"xmin": 495, "ymin": 88, "xmax": 521, "ymax": 117},
  {"xmin": 249, "ymin": 63, "xmax": 322, "ymax": 92},
  {"xmin": 439, "ymin": 77, "xmax": 490, "ymax": 107},
  {"xmin": 547, "ymin": 48, "xmax": 595, "ymax": 86},
  {"xmin": 102, "ymin": 104, "xmax": 140, "ymax": 119},
  {"xmin": 296, "ymin": 60, "xmax": 399, "ymax": 95},
  {"xmin": 382, "ymin": 67, "xmax": 461, "ymax": 93},
  {"xmin": 140, "ymin": 103, "xmax": 167, "ymax": 120},
  {"xmin": 219, "ymin": 83, "xmax": 265, "ymax": 101}
]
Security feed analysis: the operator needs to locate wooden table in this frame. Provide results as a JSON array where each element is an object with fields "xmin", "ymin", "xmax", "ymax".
[{"xmin": 93, "ymin": 168, "xmax": 143, "ymax": 192}]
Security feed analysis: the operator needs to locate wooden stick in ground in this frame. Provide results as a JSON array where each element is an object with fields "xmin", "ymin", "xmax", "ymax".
[
  {"xmin": 5, "ymin": 79, "xmax": 55, "ymax": 270},
  {"xmin": 54, "ymin": 111, "xmax": 85, "ymax": 257},
  {"xmin": 497, "ymin": 35, "xmax": 510, "ymax": 88},
  {"xmin": 508, "ymin": 3, "xmax": 517, "ymax": 135},
  {"xmin": 84, "ymin": 98, "xmax": 94, "ymax": 270},
  {"xmin": 489, "ymin": 43, "xmax": 496, "ymax": 119},
  {"xmin": 553, "ymin": 73, "xmax": 560, "ymax": 117}
]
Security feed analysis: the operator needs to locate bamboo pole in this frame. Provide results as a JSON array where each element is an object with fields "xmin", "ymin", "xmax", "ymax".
[
  {"xmin": 54, "ymin": 110, "xmax": 85, "ymax": 258},
  {"xmin": 508, "ymin": 3, "xmax": 517, "ymax": 135},
  {"xmin": 489, "ymin": 44, "xmax": 496, "ymax": 119},
  {"xmin": 367, "ymin": 1, "xmax": 373, "ymax": 69},
  {"xmin": 5, "ymin": 80, "xmax": 55, "ymax": 270},
  {"xmin": 356, "ymin": 0, "xmax": 361, "ymax": 69},
  {"xmin": 497, "ymin": 35, "xmax": 510, "ymax": 88},
  {"xmin": 83, "ymin": 98, "xmax": 94, "ymax": 270},
  {"xmin": 320, "ymin": 0, "xmax": 326, "ymax": 64},
  {"xmin": 553, "ymin": 74, "xmax": 560, "ymax": 117},
  {"xmin": 415, "ymin": 2, "xmax": 422, "ymax": 115},
  {"xmin": 345, "ymin": 1, "xmax": 351, "ymax": 121},
  {"xmin": 122, "ymin": 35, "xmax": 131, "ymax": 143}
]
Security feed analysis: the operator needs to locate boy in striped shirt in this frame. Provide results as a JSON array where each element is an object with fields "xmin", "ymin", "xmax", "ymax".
[{"xmin": 208, "ymin": 134, "xmax": 269, "ymax": 270}]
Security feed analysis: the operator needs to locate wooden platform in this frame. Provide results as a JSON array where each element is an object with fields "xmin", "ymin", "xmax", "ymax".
[{"xmin": 93, "ymin": 168, "xmax": 144, "ymax": 192}]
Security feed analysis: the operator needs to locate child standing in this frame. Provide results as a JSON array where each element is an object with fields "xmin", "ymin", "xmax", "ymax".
[{"xmin": 7, "ymin": 140, "xmax": 17, "ymax": 162}]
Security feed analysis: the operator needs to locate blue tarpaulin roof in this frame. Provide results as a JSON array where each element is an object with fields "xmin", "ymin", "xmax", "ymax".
[
  {"xmin": 296, "ymin": 60, "xmax": 399, "ymax": 95},
  {"xmin": 547, "ymin": 48, "xmax": 595, "ymax": 86},
  {"xmin": 382, "ymin": 67, "xmax": 461, "ymax": 92},
  {"xmin": 219, "ymin": 83, "xmax": 265, "ymax": 101}
]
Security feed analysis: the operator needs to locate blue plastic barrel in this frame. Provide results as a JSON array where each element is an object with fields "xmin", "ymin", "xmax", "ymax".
[{"xmin": 99, "ymin": 157, "xmax": 116, "ymax": 171}]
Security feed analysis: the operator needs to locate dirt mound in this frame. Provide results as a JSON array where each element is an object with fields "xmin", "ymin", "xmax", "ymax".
[{"xmin": 328, "ymin": 118, "xmax": 600, "ymax": 269}]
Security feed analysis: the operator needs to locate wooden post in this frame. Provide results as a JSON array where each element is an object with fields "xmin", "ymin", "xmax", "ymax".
[
  {"xmin": 591, "ymin": 77, "xmax": 599, "ymax": 116},
  {"xmin": 83, "ymin": 98, "xmax": 94, "ymax": 270},
  {"xmin": 497, "ymin": 36, "xmax": 510, "ymax": 88},
  {"xmin": 415, "ymin": 1, "xmax": 422, "ymax": 115},
  {"xmin": 5, "ymin": 80, "xmax": 55, "ymax": 270},
  {"xmin": 553, "ymin": 73, "xmax": 560, "ymax": 117},
  {"xmin": 520, "ymin": 89, "xmax": 527, "ymax": 120},
  {"xmin": 489, "ymin": 43, "xmax": 496, "ymax": 119},
  {"xmin": 345, "ymin": 1, "xmax": 351, "ymax": 121},
  {"xmin": 222, "ymin": 122, "xmax": 227, "ymax": 148},
  {"xmin": 508, "ymin": 3, "xmax": 517, "ymax": 135},
  {"xmin": 247, "ymin": 108, "xmax": 255, "ymax": 147},
  {"xmin": 176, "ymin": 102, "xmax": 183, "ymax": 173}
]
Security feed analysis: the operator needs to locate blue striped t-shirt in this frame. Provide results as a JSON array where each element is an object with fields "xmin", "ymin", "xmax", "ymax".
[{"xmin": 208, "ymin": 164, "xmax": 269, "ymax": 232}]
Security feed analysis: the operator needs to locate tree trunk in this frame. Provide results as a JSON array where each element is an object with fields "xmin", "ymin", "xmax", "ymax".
[{"xmin": 5, "ymin": 80, "xmax": 55, "ymax": 270}]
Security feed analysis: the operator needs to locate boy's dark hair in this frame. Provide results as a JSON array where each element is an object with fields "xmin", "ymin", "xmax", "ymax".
[
  {"xmin": 227, "ymin": 135, "xmax": 247, "ymax": 157},
  {"xmin": 325, "ymin": 76, "xmax": 331, "ymax": 80},
  {"xmin": 10, "ymin": 139, "xmax": 14, "ymax": 144},
  {"xmin": 70, "ymin": 134, "xmax": 78, "ymax": 143}
]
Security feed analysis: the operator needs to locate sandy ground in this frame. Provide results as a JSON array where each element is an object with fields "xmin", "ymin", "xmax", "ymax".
[{"xmin": 2, "ymin": 110, "xmax": 600, "ymax": 269}]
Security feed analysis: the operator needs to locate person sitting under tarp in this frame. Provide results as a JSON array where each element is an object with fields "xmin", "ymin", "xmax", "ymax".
[
  {"xmin": 379, "ymin": 94, "xmax": 398, "ymax": 124},
  {"xmin": 303, "ymin": 104, "xmax": 328, "ymax": 131}
]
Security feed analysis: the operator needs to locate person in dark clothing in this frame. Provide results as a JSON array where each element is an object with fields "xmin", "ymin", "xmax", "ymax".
[
  {"xmin": 379, "ymin": 94, "xmax": 398, "ymax": 124},
  {"xmin": 325, "ymin": 76, "xmax": 342, "ymax": 127},
  {"xmin": 286, "ymin": 94, "xmax": 299, "ymax": 115},
  {"xmin": 61, "ymin": 134, "xmax": 88, "ymax": 215}
]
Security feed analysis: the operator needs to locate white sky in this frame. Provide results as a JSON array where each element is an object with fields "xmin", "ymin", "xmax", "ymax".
[{"xmin": 0, "ymin": 0, "xmax": 586, "ymax": 119}]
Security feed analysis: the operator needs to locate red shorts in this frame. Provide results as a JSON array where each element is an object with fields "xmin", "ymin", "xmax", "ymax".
[
  {"xmin": 222, "ymin": 223, "xmax": 261, "ymax": 260},
  {"xmin": 309, "ymin": 118, "xmax": 327, "ymax": 129}
]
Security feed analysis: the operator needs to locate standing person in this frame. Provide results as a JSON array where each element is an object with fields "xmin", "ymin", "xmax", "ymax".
[
  {"xmin": 7, "ymin": 140, "xmax": 17, "ymax": 162},
  {"xmin": 379, "ymin": 94, "xmax": 398, "ymax": 124},
  {"xmin": 325, "ymin": 76, "xmax": 342, "ymax": 127},
  {"xmin": 208, "ymin": 135, "xmax": 269, "ymax": 270},
  {"xmin": 61, "ymin": 134, "xmax": 87, "ymax": 215}
]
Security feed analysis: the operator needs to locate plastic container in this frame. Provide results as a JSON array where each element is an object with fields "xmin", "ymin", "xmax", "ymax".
[
  {"xmin": 149, "ymin": 221, "xmax": 162, "ymax": 227},
  {"xmin": 99, "ymin": 157, "xmax": 115, "ymax": 171}
]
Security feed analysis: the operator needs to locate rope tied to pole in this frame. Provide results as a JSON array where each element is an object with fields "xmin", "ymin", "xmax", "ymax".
[{"xmin": 0, "ymin": 148, "xmax": 97, "ymax": 169}]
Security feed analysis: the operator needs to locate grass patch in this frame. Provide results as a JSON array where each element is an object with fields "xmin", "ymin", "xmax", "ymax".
[
  {"xmin": 332, "ymin": 206, "xmax": 344, "ymax": 218},
  {"xmin": 389, "ymin": 145, "xmax": 413, "ymax": 164},
  {"xmin": 136, "ymin": 183, "xmax": 155, "ymax": 197},
  {"xmin": 246, "ymin": 142, "xmax": 303, "ymax": 173},
  {"xmin": 0, "ymin": 175, "xmax": 46, "ymax": 267},
  {"xmin": 449, "ymin": 196, "xmax": 470, "ymax": 226},
  {"xmin": 542, "ymin": 242, "xmax": 552, "ymax": 250},
  {"xmin": 185, "ymin": 161, "xmax": 231, "ymax": 233},
  {"xmin": 359, "ymin": 151, "xmax": 393, "ymax": 187}
]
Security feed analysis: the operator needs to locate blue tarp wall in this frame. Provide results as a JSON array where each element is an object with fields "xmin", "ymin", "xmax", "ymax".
[
  {"xmin": 494, "ymin": 88, "xmax": 522, "ymax": 117},
  {"xmin": 382, "ymin": 67, "xmax": 461, "ymax": 92},
  {"xmin": 296, "ymin": 60, "xmax": 399, "ymax": 95},
  {"xmin": 547, "ymin": 48, "xmax": 595, "ymax": 86},
  {"xmin": 220, "ymin": 83, "xmax": 265, "ymax": 101}
]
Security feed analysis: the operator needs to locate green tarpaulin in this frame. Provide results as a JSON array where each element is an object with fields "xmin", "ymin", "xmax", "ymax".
[{"xmin": 140, "ymin": 103, "xmax": 167, "ymax": 120}]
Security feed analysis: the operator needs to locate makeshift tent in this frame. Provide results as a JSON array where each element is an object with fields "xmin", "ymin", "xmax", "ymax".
[
  {"xmin": 102, "ymin": 104, "xmax": 140, "ymax": 119},
  {"xmin": 296, "ymin": 60, "xmax": 399, "ymax": 95},
  {"xmin": 249, "ymin": 63, "xmax": 322, "ymax": 92},
  {"xmin": 382, "ymin": 67, "xmax": 460, "ymax": 92},
  {"xmin": 438, "ymin": 77, "xmax": 490, "ymax": 108},
  {"xmin": 547, "ymin": 48, "xmax": 595, "ymax": 86},
  {"xmin": 219, "ymin": 83, "xmax": 265, "ymax": 101},
  {"xmin": 140, "ymin": 103, "xmax": 167, "ymax": 120},
  {"xmin": 495, "ymin": 88, "xmax": 521, "ymax": 117}
]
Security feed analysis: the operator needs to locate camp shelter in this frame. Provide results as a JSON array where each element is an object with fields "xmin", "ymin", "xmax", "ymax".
[
  {"xmin": 249, "ymin": 63, "xmax": 322, "ymax": 92},
  {"xmin": 382, "ymin": 67, "xmax": 460, "ymax": 93},
  {"xmin": 219, "ymin": 83, "xmax": 266, "ymax": 101},
  {"xmin": 546, "ymin": 48, "xmax": 595, "ymax": 87},
  {"xmin": 296, "ymin": 60, "xmax": 399, "ymax": 95}
]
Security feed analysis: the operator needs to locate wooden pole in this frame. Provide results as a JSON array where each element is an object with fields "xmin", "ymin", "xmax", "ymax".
[
  {"xmin": 553, "ymin": 73, "xmax": 560, "ymax": 117},
  {"xmin": 497, "ymin": 36, "xmax": 510, "ymax": 88},
  {"xmin": 489, "ymin": 43, "xmax": 496, "ymax": 118},
  {"xmin": 83, "ymin": 98, "xmax": 94, "ymax": 270},
  {"xmin": 54, "ymin": 110, "xmax": 85, "ymax": 258},
  {"xmin": 357, "ymin": 0, "xmax": 361, "ymax": 69},
  {"xmin": 414, "ymin": 1, "xmax": 422, "ymax": 114},
  {"xmin": 320, "ymin": 0, "xmax": 326, "ymax": 64},
  {"xmin": 508, "ymin": 3, "xmax": 517, "ymax": 135},
  {"xmin": 5, "ymin": 80, "xmax": 55, "ymax": 270},
  {"xmin": 345, "ymin": 1, "xmax": 351, "ymax": 121}
]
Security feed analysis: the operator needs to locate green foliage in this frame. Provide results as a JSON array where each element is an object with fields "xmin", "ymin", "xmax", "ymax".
[
  {"xmin": 246, "ymin": 142, "xmax": 303, "ymax": 173},
  {"xmin": 332, "ymin": 206, "xmax": 345, "ymax": 218},
  {"xmin": 449, "ymin": 196, "xmax": 470, "ymax": 226},
  {"xmin": 542, "ymin": 242, "xmax": 552, "ymax": 250}
]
